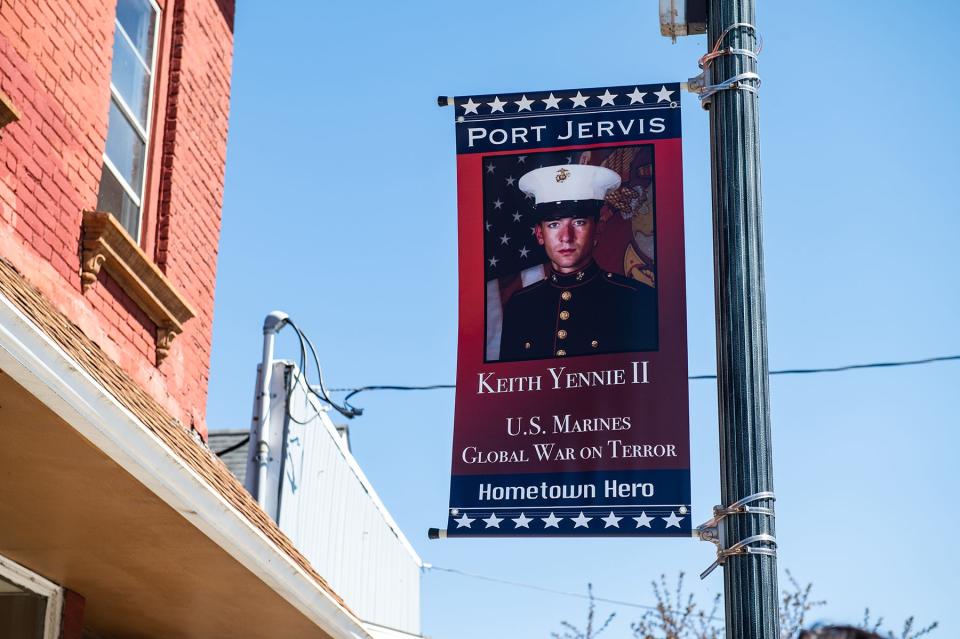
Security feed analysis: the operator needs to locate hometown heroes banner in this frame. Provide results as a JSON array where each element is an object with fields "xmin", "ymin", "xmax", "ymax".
[{"xmin": 446, "ymin": 83, "xmax": 691, "ymax": 537}]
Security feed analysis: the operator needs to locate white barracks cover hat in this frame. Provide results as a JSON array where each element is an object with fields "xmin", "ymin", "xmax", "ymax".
[{"xmin": 518, "ymin": 164, "xmax": 621, "ymax": 205}]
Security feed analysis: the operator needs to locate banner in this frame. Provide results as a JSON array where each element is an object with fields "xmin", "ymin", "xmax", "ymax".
[{"xmin": 446, "ymin": 84, "xmax": 690, "ymax": 537}]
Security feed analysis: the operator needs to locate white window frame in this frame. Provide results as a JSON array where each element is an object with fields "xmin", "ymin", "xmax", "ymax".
[
  {"xmin": 0, "ymin": 552, "xmax": 65, "ymax": 639},
  {"xmin": 100, "ymin": 0, "xmax": 163, "ymax": 243}
]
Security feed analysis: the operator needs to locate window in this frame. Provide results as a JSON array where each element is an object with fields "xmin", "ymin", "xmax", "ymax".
[
  {"xmin": 96, "ymin": 0, "xmax": 161, "ymax": 242},
  {"xmin": 0, "ymin": 555, "xmax": 63, "ymax": 639}
]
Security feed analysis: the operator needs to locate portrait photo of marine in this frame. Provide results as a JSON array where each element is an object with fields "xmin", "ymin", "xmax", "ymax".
[{"xmin": 482, "ymin": 146, "xmax": 659, "ymax": 362}]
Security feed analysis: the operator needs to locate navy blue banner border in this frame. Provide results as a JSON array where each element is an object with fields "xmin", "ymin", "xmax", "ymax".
[
  {"xmin": 454, "ymin": 83, "xmax": 682, "ymax": 154},
  {"xmin": 447, "ymin": 470, "xmax": 691, "ymax": 537}
]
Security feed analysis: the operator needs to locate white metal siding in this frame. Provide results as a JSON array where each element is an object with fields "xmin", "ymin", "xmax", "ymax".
[{"xmin": 272, "ymin": 363, "xmax": 421, "ymax": 635}]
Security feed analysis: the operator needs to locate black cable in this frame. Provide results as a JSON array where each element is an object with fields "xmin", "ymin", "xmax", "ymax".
[
  {"xmin": 285, "ymin": 318, "xmax": 361, "ymax": 420},
  {"xmin": 342, "ymin": 384, "xmax": 455, "ymax": 412},
  {"xmin": 763, "ymin": 353, "xmax": 960, "ymax": 376},
  {"xmin": 214, "ymin": 434, "xmax": 250, "ymax": 457},
  {"xmin": 331, "ymin": 354, "xmax": 960, "ymax": 404},
  {"xmin": 280, "ymin": 318, "xmax": 321, "ymax": 425}
]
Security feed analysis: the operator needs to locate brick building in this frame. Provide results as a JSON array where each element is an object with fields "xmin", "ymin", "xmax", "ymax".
[
  {"xmin": 0, "ymin": 1, "xmax": 402, "ymax": 637},
  {"xmin": 0, "ymin": 0, "xmax": 232, "ymax": 437}
]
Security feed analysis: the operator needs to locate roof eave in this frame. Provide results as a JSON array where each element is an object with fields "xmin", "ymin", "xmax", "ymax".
[{"xmin": 0, "ymin": 290, "xmax": 372, "ymax": 639}]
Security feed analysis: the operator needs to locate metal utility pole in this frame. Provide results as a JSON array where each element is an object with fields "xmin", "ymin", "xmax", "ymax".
[{"xmin": 706, "ymin": 0, "xmax": 780, "ymax": 637}]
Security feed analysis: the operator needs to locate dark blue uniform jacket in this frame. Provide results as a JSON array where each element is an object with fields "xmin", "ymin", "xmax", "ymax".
[{"xmin": 499, "ymin": 261, "xmax": 658, "ymax": 361}]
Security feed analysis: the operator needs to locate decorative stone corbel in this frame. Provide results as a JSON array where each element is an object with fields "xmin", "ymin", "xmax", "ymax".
[
  {"xmin": 156, "ymin": 323, "xmax": 182, "ymax": 363},
  {"xmin": 80, "ymin": 251, "xmax": 106, "ymax": 292},
  {"xmin": 81, "ymin": 211, "xmax": 196, "ymax": 364}
]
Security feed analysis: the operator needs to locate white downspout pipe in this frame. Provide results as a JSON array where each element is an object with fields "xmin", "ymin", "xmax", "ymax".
[{"xmin": 255, "ymin": 311, "xmax": 289, "ymax": 510}]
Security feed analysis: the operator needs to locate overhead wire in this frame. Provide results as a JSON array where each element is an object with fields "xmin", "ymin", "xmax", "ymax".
[
  {"xmin": 213, "ymin": 434, "xmax": 250, "ymax": 457},
  {"xmin": 285, "ymin": 318, "xmax": 362, "ymax": 419},
  {"xmin": 213, "ymin": 320, "xmax": 360, "ymax": 456},
  {"xmin": 424, "ymin": 564, "xmax": 719, "ymax": 619},
  {"xmin": 216, "ymin": 352, "xmax": 959, "ymax": 454},
  {"xmin": 331, "ymin": 353, "xmax": 960, "ymax": 404}
]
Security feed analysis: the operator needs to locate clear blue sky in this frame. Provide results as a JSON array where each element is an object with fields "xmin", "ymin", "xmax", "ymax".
[{"xmin": 207, "ymin": 2, "xmax": 960, "ymax": 637}]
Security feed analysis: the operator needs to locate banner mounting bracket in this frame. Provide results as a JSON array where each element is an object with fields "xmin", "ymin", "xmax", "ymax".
[{"xmin": 694, "ymin": 491, "xmax": 777, "ymax": 579}]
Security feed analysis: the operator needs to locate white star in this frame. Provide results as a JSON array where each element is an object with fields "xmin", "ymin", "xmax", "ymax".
[
  {"xmin": 505, "ymin": 175, "xmax": 516, "ymax": 186},
  {"xmin": 483, "ymin": 513, "xmax": 503, "ymax": 528},
  {"xmin": 517, "ymin": 155, "xmax": 527, "ymax": 163},
  {"xmin": 541, "ymin": 512, "xmax": 562, "ymax": 528},
  {"xmin": 654, "ymin": 85, "xmax": 674, "ymax": 102},
  {"xmin": 530, "ymin": 226, "xmax": 537, "ymax": 235},
  {"xmin": 541, "ymin": 93, "xmax": 561, "ymax": 110},
  {"xmin": 484, "ymin": 221, "xmax": 491, "ymax": 231},
  {"xmin": 512, "ymin": 211, "xmax": 522, "ymax": 222},
  {"xmin": 663, "ymin": 512, "xmax": 684, "ymax": 528},
  {"xmin": 626, "ymin": 87, "xmax": 647, "ymax": 104},
  {"xmin": 564, "ymin": 156, "xmax": 572, "ymax": 163},
  {"xmin": 499, "ymin": 233, "xmax": 510, "ymax": 245},
  {"xmin": 569, "ymin": 91, "xmax": 589, "ymax": 108},
  {"xmin": 493, "ymin": 199, "xmax": 503, "ymax": 209},
  {"xmin": 601, "ymin": 512, "xmax": 622, "ymax": 528},
  {"xmin": 454, "ymin": 513, "xmax": 474, "ymax": 528},
  {"xmin": 633, "ymin": 512, "xmax": 653, "ymax": 528},
  {"xmin": 572, "ymin": 512, "xmax": 592, "ymax": 528},
  {"xmin": 487, "ymin": 96, "xmax": 507, "ymax": 113},
  {"xmin": 519, "ymin": 246, "xmax": 529, "ymax": 258},
  {"xmin": 512, "ymin": 512, "xmax": 533, "ymax": 528},
  {"xmin": 485, "ymin": 162, "xmax": 495, "ymax": 174},
  {"xmin": 488, "ymin": 256, "xmax": 499, "ymax": 267},
  {"xmin": 461, "ymin": 98, "xmax": 480, "ymax": 114},
  {"xmin": 524, "ymin": 191, "xmax": 534, "ymax": 200},
  {"xmin": 514, "ymin": 95, "xmax": 534, "ymax": 111},
  {"xmin": 598, "ymin": 89, "xmax": 618, "ymax": 106}
]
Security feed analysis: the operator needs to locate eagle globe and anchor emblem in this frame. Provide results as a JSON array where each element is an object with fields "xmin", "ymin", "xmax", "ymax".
[{"xmin": 555, "ymin": 167, "xmax": 571, "ymax": 182}]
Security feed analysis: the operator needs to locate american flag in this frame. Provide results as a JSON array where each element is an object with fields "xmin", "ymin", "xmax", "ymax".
[{"xmin": 482, "ymin": 152, "xmax": 584, "ymax": 280}]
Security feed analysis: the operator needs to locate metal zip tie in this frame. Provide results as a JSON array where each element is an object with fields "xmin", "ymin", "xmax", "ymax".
[
  {"xmin": 700, "ymin": 534, "xmax": 778, "ymax": 579},
  {"xmin": 715, "ymin": 490, "xmax": 775, "ymax": 516},
  {"xmin": 699, "ymin": 22, "xmax": 763, "ymax": 70},
  {"xmin": 694, "ymin": 491, "xmax": 777, "ymax": 579},
  {"xmin": 699, "ymin": 72, "xmax": 761, "ymax": 100},
  {"xmin": 695, "ymin": 490, "xmax": 775, "ymax": 534},
  {"xmin": 690, "ymin": 22, "xmax": 763, "ymax": 103}
]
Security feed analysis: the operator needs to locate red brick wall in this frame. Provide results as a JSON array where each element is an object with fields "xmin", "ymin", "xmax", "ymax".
[{"xmin": 0, "ymin": 0, "xmax": 235, "ymax": 438}]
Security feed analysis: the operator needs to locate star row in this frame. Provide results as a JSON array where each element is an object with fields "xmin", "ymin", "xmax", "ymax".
[
  {"xmin": 485, "ymin": 213, "xmax": 531, "ymax": 227},
  {"xmin": 451, "ymin": 510, "xmax": 686, "ymax": 530},
  {"xmin": 487, "ymin": 198, "xmax": 530, "ymax": 212},
  {"xmin": 485, "ymin": 220, "xmax": 537, "ymax": 235},
  {"xmin": 487, "ymin": 247, "xmax": 532, "ymax": 267},
  {"xmin": 486, "ymin": 163, "xmax": 549, "ymax": 181},
  {"xmin": 461, "ymin": 86, "xmax": 675, "ymax": 115}
]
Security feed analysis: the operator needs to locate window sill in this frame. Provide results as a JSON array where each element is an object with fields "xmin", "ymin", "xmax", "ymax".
[{"xmin": 81, "ymin": 211, "xmax": 196, "ymax": 363}]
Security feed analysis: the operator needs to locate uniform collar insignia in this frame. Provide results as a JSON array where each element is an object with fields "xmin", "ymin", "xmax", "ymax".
[{"xmin": 549, "ymin": 261, "xmax": 601, "ymax": 288}]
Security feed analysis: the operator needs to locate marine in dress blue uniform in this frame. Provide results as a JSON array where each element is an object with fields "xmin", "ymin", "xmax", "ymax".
[{"xmin": 499, "ymin": 164, "xmax": 658, "ymax": 361}]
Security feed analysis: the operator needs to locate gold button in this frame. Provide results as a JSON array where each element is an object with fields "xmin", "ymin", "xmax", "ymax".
[
  {"xmin": 556, "ymin": 349, "xmax": 567, "ymax": 357},
  {"xmin": 591, "ymin": 340, "xmax": 599, "ymax": 348},
  {"xmin": 557, "ymin": 329, "xmax": 567, "ymax": 339},
  {"xmin": 524, "ymin": 341, "xmax": 531, "ymax": 350},
  {"xmin": 561, "ymin": 291, "xmax": 572, "ymax": 301},
  {"xmin": 559, "ymin": 310, "xmax": 570, "ymax": 320}
]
